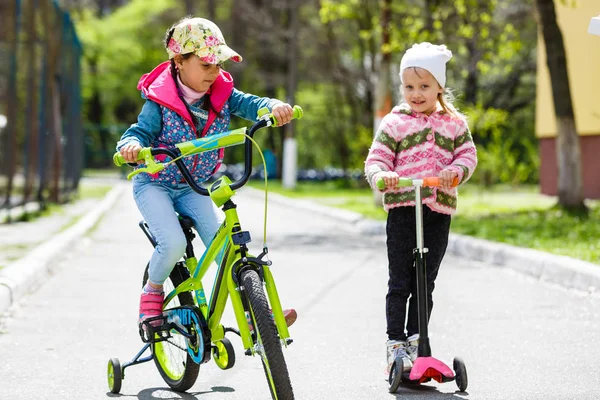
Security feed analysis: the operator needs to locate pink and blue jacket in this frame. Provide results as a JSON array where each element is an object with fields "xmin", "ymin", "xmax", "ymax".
[
  {"xmin": 365, "ymin": 104, "xmax": 478, "ymax": 215},
  {"xmin": 117, "ymin": 61, "xmax": 280, "ymax": 186}
]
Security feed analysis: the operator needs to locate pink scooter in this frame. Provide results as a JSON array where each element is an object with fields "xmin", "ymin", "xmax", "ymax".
[{"xmin": 376, "ymin": 176, "xmax": 468, "ymax": 393}]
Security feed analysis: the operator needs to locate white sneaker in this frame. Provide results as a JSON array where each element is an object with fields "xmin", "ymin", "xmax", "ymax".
[
  {"xmin": 386, "ymin": 339, "xmax": 413, "ymax": 374},
  {"xmin": 407, "ymin": 333, "xmax": 419, "ymax": 362}
]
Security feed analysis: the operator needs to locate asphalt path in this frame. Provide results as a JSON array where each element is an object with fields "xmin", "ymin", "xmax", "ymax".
[{"xmin": 1, "ymin": 185, "xmax": 599, "ymax": 399}]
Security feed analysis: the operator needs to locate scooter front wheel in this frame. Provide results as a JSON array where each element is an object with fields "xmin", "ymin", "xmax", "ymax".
[
  {"xmin": 453, "ymin": 357, "xmax": 468, "ymax": 392},
  {"xmin": 388, "ymin": 359, "xmax": 403, "ymax": 393}
]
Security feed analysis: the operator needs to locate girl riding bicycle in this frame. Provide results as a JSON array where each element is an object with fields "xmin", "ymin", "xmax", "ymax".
[{"xmin": 116, "ymin": 17, "xmax": 297, "ymax": 329}]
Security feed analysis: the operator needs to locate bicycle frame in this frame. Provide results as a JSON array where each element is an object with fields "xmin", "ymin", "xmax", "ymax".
[{"xmin": 164, "ymin": 183, "xmax": 291, "ymax": 353}]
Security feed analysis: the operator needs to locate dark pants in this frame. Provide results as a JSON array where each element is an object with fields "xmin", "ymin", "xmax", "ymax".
[{"xmin": 386, "ymin": 206, "xmax": 451, "ymax": 341}]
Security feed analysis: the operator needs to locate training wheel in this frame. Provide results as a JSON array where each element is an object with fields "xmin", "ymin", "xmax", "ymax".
[
  {"xmin": 107, "ymin": 357, "xmax": 122, "ymax": 394},
  {"xmin": 453, "ymin": 357, "xmax": 468, "ymax": 392},
  {"xmin": 213, "ymin": 337, "xmax": 236, "ymax": 370}
]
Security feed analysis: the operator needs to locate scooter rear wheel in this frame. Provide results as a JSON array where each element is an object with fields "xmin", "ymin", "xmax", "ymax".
[{"xmin": 453, "ymin": 357, "xmax": 468, "ymax": 392}]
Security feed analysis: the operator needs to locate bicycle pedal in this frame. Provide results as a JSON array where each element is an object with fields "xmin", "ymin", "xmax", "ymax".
[{"xmin": 138, "ymin": 315, "xmax": 172, "ymax": 343}]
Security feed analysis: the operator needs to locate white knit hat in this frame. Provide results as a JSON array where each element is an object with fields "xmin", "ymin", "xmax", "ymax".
[{"xmin": 399, "ymin": 42, "xmax": 453, "ymax": 88}]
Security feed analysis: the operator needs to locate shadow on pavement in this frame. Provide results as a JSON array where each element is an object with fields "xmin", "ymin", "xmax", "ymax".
[
  {"xmin": 391, "ymin": 382, "xmax": 468, "ymax": 399},
  {"xmin": 268, "ymin": 233, "xmax": 383, "ymax": 251},
  {"xmin": 106, "ymin": 386, "xmax": 235, "ymax": 399}
]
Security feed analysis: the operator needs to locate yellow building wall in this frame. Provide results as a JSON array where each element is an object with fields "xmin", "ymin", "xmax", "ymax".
[{"xmin": 536, "ymin": 0, "xmax": 600, "ymax": 138}]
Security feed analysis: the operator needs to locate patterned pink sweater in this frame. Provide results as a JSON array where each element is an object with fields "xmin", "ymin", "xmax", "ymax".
[{"xmin": 365, "ymin": 104, "xmax": 478, "ymax": 215}]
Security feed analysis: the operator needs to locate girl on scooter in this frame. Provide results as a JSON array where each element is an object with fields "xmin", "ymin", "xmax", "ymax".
[{"xmin": 364, "ymin": 42, "xmax": 478, "ymax": 374}]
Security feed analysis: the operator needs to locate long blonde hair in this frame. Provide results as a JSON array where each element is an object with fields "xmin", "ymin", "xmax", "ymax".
[{"xmin": 437, "ymin": 89, "xmax": 461, "ymax": 119}]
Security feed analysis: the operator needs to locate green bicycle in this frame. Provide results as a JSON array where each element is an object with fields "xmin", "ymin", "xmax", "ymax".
[{"xmin": 107, "ymin": 106, "xmax": 303, "ymax": 399}]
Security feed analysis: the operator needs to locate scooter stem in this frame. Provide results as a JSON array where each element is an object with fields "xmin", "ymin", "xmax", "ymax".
[
  {"xmin": 414, "ymin": 183, "xmax": 424, "ymax": 252},
  {"xmin": 414, "ymin": 182, "xmax": 432, "ymax": 357}
]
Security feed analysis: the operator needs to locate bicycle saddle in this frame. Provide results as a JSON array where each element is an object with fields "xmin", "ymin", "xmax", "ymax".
[{"xmin": 178, "ymin": 216, "xmax": 195, "ymax": 230}]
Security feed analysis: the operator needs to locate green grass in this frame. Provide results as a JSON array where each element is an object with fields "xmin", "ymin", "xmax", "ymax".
[
  {"xmin": 79, "ymin": 182, "xmax": 113, "ymax": 199},
  {"xmin": 252, "ymin": 180, "xmax": 600, "ymax": 265},
  {"xmin": 82, "ymin": 168, "xmax": 122, "ymax": 179},
  {"xmin": 3, "ymin": 181, "xmax": 112, "ymax": 224}
]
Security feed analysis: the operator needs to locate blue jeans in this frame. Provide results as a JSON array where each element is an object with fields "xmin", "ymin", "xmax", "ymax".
[{"xmin": 133, "ymin": 177, "xmax": 224, "ymax": 285}]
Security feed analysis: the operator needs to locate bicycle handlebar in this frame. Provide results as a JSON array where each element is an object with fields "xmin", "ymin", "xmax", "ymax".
[
  {"xmin": 113, "ymin": 105, "xmax": 303, "ymax": 196},
  {"xmin": 375, "ymin": 176, "xmax": 459, "ymax": 191}
]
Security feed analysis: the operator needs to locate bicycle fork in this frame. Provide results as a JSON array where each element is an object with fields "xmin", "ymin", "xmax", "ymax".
[{"xmin": 227, "ymin": 260, "xmax": 293, "ymax": 354}]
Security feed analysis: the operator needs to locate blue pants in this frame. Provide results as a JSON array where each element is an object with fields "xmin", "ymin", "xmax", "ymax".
[{"xmin": 133, "ymin": 177, "xmax": 223, "ymax": 285}]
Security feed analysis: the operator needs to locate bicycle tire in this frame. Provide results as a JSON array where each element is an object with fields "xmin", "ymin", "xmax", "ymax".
[
  {"xmin": 143, "ymin": 262, "xmax": 200, "ymax": 392},
  {"xmin": 241, "ymin": 269, "xmax": 294, "ymax": 400}
]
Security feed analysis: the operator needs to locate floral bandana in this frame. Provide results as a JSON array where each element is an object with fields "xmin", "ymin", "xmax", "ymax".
[{"xmin": 166, "ymin": 18, "xmax": 242, "ymax": 64}]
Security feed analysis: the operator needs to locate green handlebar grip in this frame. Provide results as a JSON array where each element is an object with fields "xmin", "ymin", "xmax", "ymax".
[
  {"xmin": 292, "ymin": 105, "xmax": 303, "ymax": 120},
  {"xmin": 271, "ymin": 105, "xmax": 304, "ymax": 126},
  {"xmin": 113, "ymin": 148, "xmax": 148, "ymax": 166},
  {"xmin": 113, "ymin": 152, "xmax": 125, "ymax": 167},
  {"xmin": 376, "ymin": 178, "xmax": 386, "ymax": 191}
]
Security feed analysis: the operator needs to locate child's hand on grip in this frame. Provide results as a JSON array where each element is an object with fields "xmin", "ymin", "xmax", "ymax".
[
  {"xmin": 438, "ymin": 169, "xmax": 458, "ymax": 188},
  {"xmin": 272, "ymin": 103, "xmax": 294, "ymax": 126},
  {"xmin": 379, "ymin": 171, "xmax": 400, "ymax": 189},
  {"xmin": 120, "ymin": 142, "xmax": 143, "ymax": 164}
]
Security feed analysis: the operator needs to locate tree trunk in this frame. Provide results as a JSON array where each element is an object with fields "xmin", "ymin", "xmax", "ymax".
[
  {"xmin": 250, "ymin": 0, "xmax": 281, "ymax": 176},
  {"xmin": 183, "ymin": 0, "xmax": 194, "ymax": 15},
  {"xmin": 3, "ymin": 0, "xmax": 19, "ymax": 208},
  {"xmin": 207, "ymin": 0, "xmax": 216, "ymax": 20},
  {"xmin": 24, "ymin": 0, "xmax": 40, "ymax": 203},
  {"xmin": 374, "ymin": 0, "xmax": 392, "ymax": 128},
  {"xmin": 463, "ymin": 39, "xmax": 479, "ymax": 105},
  {"xmin": 228, "ymin": 0, "xmax": 249, "ymax": 88},
  {"xmin": 373, "ymin": 0, "xmax": 392, "ymax": 204},
  {"xmin": 41, "ymin": 0, "xmax": 64, "ymax": 203},
  {"xmin": 281, "ymin": 0, "xmax": 299, "ymax": 189},
  {"xmin": 534, "ymin": 0, "xmax": 585, "ymax": 210}
]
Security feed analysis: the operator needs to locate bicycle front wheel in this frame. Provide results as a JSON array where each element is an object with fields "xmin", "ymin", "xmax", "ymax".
[
  {"xmin": 143, "ymin": 262, "xmax": 200, "ymax": 392},
  {"xmin": 241, "ymin": 269, "xmax": 294, "ymax": 400}
]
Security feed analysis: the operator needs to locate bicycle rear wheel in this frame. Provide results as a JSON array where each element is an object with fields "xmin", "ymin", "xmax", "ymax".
[
  {"xmin": 241, "ymin": 269, "xmax": 294, "ymax": 400},
  {"xmin": 143, "ymin": 262, "xmax": 200, "ymax": 392}
]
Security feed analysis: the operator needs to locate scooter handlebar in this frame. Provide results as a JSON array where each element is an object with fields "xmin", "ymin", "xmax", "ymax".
[{"xmin": 375, "ymin": 176, "xmax": 459, "ymax": 191}]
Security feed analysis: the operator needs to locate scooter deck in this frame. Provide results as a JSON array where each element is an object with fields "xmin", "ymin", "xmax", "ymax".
[{"xmin": 403, "ymin": 356, "xmax": 455, "ymax": 384}]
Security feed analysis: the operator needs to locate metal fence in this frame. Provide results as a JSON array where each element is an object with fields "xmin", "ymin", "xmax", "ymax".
[{"xmin": 0, "ymin": 0, "xmax": 83, "ymax": 218}]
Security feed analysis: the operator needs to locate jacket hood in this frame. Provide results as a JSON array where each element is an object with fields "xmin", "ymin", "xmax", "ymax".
[{"xmin": 137, "ymin": 61, "xmax": 235, "ymax": 131}]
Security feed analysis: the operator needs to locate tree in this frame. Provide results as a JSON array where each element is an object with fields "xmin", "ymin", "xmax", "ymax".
[
  {"xmin": 23, "ymin": 0, "xmax": 40, "ymax": 202},
  {"xmin": 2, "ymin": 0, "xmax": 19, "ymax": 207},
  {"xmin": 372, "ymin": 0, "xmax": 392, "ymax": 203},
  {"xmin": 534, "ymin": 0, "xmax": 586, "ymax": 211},
  {"xmin": 281, "ymin": 0, "xmax": 300, "ymax": 189}
]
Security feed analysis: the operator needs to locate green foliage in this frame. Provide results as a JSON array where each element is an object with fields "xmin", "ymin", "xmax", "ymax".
[
  {"xmin": 466, "ymin": 104, "xmax": 539, "ymax": 186},
  {"xmin": 451, "ymin": 204, "xmax": 600, "ymax": 264},
  {"xmin": 294, "ymin": 83, "xmax": 367, "ymax": 171},
  {"xmin": 71, "ymin": 0, "xmax": 541, "ymax": 185},
  {"xmin": 313, "ymin": 0, "xmax": 539, "ymax": 183},
  {"xmin": 74, "ymin": 0, "xmax": 183, "ymax": 124}
]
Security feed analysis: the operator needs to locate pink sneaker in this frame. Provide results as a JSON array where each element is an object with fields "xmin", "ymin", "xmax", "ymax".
[
  {"xmin": 283, "ymin": 308, "xmax": 297, "ymax": 327},
  {"xmin": 138, "ymin": 291, "xmax": 164, "ymax": 326}
]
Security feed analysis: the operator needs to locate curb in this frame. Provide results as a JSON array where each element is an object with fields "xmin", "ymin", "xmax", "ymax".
[
  {"xmin": 0, "ymin": 201, "xmax": 42, "ymax": 223},
  {"xmin": 243, "ymin": 187, "xmax": 600, "ymax": 294},
  {"xmin": 0, "ymin": 182, "xmax": 129, "ymax": 315}
]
